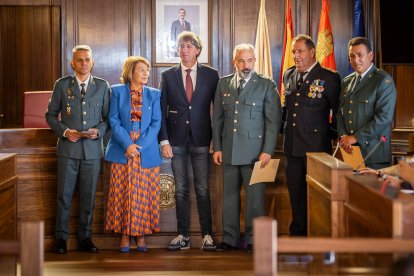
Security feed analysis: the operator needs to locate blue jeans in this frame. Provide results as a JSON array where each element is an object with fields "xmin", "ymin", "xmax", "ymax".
[{"xmin": 171, "ymin": 145, "xmax": 212, "ymax": 236}]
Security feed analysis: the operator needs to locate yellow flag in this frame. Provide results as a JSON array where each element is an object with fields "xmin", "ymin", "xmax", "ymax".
[{"xmin": 254, "ymin": 0, "xmax": 273, "ymax": 79}]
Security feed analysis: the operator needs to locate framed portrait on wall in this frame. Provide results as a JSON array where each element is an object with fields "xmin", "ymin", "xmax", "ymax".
[{"xmin": 153, "ymin": 0, "xmax": 209, "ymax": 65}]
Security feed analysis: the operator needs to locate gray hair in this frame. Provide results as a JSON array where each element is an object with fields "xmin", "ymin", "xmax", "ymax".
[
  {"xmin": 72, "ymin": 45, "xmax": 92, "ymax": 58},
  {"xmin": 233, "ymin": 43, "xmax": 255, "ymax": 60}
]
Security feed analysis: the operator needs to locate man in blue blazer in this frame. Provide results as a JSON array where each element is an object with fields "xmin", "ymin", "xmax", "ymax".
[
  {"xmin": 46, "ymin": 45, "xmax": 110, "ymax": 254},
  {"xmin": 159, "ymin": 31, "xmax": 219, "ymax": 251}
]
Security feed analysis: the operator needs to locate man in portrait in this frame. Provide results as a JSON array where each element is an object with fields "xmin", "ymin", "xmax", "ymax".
[{"xmin": 171, "ymin": 8, "xmax": 191, "ymax": 57}]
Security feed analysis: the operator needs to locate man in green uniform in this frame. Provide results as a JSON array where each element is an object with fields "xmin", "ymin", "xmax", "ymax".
[
  {"xmin": 337, "ymin": 37, "xmax": 397, "ymax": 169},
  {"xmin": 212, "ymin": 43, "xmax": 281, "ymax": 252},
  {"xmin": 46, "ymin": 45, "xmax": 110, "ymax": 254}
]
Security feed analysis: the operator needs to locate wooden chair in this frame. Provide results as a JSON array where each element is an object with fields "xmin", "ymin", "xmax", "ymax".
[
  {"xmin": 254, "ymin": 217, "xmax": 414, "ymax": 276},
  {"xmin": 0, "ymin": 221, "xmax": 44, "ymax": 276}
]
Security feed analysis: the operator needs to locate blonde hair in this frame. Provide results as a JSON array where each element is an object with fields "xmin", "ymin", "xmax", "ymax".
[
  {"xmin": 177, "ymin": 31, "xmax": 203, "ymax": 57},
  {"xmin": 120, "ymin": 56, "xmax": 151, "ymax": 83}
]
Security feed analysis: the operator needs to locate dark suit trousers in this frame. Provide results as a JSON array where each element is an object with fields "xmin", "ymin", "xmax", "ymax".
[
  {"xmin": 222, "ymin": 164, "xmax": 265, "ymax": 246},
  {"xmin": 55, "ymin": 157, "xmax": 100, "ymax": 241},
  {"xmin": 286, "ymin": 155, "xmax": 307, "ymax": 236}
]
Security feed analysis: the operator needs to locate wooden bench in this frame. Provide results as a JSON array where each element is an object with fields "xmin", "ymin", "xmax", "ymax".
[
  {"xmin": 0, "ymin": 221, "xmax": 44, "ymax": 276},
  {"xmin": 344, "ymin": 174, "xmax": 414, "ymax": 238}
]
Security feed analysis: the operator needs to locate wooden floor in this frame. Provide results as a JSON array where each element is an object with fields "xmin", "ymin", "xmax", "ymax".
[{"xmin": 39, "ymin": 249, "xmax": 394, "ymax": 275}]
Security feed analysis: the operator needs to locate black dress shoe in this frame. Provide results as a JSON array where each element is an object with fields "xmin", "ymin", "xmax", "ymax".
[
  {"xmin": 56, "ymin": 238, "xmax": 67, "ymax": 254},
  {"xmin": 289, "ymin": 231, "xmax": 307, "ymax": 237},
  {"xmin": 246, "ymin": 244, "xmax": 253, "ymax": 253},
  {"xmin": 215, "ymin": 242, "xmax": 234, "ymax": 252},
  {"xmin": 79, "ymin": 238, "xmax": 98, "ymax": 253}
]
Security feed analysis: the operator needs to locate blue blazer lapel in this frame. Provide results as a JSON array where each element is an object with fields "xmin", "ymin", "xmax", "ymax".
[
  {"xmin": 120, "ymin": 84, "xmax": 132, "ymax": 133},
  {"xmin": 174, "ymin": 65, "xmax": 188, "ymax": 103},
  {"xmin": 141, "ymin": 86, "xmax": 150, "ymax": 132},
  {"xmin": 192, "ymin": 64, "xmax": 204, "ymax": 102}
]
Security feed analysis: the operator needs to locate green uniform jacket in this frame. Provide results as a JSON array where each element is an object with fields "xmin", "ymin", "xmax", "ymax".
[
  {"xmin": 212, "ymin": 72, "xmax": 282, "ymax": 165},
  {"xmin": 45, "ymin": 75, "xmax": 111, "ymax": 160},
  {"xmin": 336, "ymin": 65, "xmax": 397, "ymax": 165}
]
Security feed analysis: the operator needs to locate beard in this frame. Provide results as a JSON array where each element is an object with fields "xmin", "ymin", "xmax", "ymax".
[{"xmin": 238, "ymin": 68, "xmax": 254, "ymax": 79}]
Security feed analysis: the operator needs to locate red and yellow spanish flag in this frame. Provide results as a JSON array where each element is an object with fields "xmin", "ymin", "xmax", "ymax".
[
  {"xmin": 316, "ymin": 0, "xmax": 336, "ymax": 70},
  {"xmin": 254, "ymin": 0, "xmax": 273, "ymax": 79},
  {"xmin": 279, "ymin": 0, "xmax": 294, "ymax": 104}
]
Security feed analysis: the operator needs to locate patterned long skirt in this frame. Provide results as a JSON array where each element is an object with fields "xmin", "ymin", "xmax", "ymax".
[{"xmin": 105, "ymin": 130, "xmax": 160, "ymax": 236}]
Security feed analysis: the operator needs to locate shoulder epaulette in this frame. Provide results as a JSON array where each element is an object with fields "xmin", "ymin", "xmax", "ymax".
[
  {"xmin": 324, "ymin": 67, "xmax": 338, "ymax": 74},
  {"xmin": 221, "ymin": 73, "xmax": 235, "ymax": 79},
  {"xmin": 258, "ymin": 74, "xmax": 272, "ymax": 81}
]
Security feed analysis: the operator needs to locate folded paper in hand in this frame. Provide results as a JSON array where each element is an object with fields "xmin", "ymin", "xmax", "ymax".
[
  {"xmin": 80, "ymin": 130, "xmax": 95, "ymax": 137},
  {"xmin": 249, "ymin": 159, "xmax": 280, "ymax": 185}
]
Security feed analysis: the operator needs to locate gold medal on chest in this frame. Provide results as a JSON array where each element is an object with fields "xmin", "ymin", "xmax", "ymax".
[{"xmin": 66, "ymin": 103, "xmax": 71, "ymax": 116}]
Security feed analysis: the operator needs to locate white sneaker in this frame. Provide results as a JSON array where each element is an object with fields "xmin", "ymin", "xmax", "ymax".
[
  {"xmin": 201, "ymin": 234, "xmax": 216, "ymax": 251},
  {"xmin": 167, "ymin": 234, "xmax": 191, "ymax": 251}
]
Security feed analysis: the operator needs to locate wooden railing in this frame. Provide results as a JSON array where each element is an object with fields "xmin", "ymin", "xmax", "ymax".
[
  {"xmin": 0, "ymin": 221, "xmax": 44, "ymax": 276},
  {"xmin": 253, "ymin": 217, "xmax": 414, "ymax": 276}
]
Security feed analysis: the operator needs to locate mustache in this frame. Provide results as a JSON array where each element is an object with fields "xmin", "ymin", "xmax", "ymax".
[{"xmin": 238, "ymin": 68, "xmax": 253, "ymax": 79}]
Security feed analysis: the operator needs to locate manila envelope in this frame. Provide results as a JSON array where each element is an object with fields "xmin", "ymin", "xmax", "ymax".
[
  {"xmin": 339, "ymin": 146, "xmax": 365, "ymax": 170},
  {"xmin": 249, "ymin": 159, "xmax": 280, "ymax": 185}
]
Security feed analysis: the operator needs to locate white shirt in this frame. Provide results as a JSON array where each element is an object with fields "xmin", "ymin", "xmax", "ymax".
[
  {"xmin": 298, "ymin": 61, "xmax": 318, "ymax": 81},
  {"xmin": 63, "ymin": 75, "xmax": 91, "ymax": 137},
  {"xmin": 181, "ymin": 62, "xmax": 197, "ymax": 91},
  {"xmin": 236, "ymin": 73, "xmax": 253, "ymax": 89},
  {"xmin": 160, "ymin": 63, "xmax": 198, "ymax": 146},
  {"xmin": 356, "ymin": 63, "xmax": 374, "ymax": 81},
  {"xmin": 75, "ymin": 75, "xmax": 91, "ymax": 93}
]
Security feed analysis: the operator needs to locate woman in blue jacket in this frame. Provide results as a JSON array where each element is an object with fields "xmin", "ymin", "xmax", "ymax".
[{"xmin": 105, "ymin": 56, "xmax": 162, "ymax": 252}]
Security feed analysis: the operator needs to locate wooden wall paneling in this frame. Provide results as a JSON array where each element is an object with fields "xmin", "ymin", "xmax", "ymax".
[
  {"xmin": 0, "ymin": 154, "xmax": 17, "ymax": 276},
  {"xmin": 210, "ymin": 0, "xmax": 219, "ymax": 70},
  {"xmin": 394, "ymin": 65, "xmax": 414, "ymax": 128},
  {"xmin": 0, "ymin": 153, "xmax": 17, "ymax": 240},
  {"xmin": 0, "ymin": 9, "xmax": 3, "ymax": 128},
  {"xmin": 233, "ymin": 0, "xmax": 258, "ymax": 46},
  {"xmin": 0, "ymin": 7, "xmax": 19, "ymax": 127},
  {"xmin": 0, "ymin": 0, "xmax": 51, "ymax": 4},
  {"xmin": 266, "ymin": 0, "xmax": 284, "ymax": 85},
  {"xmin": 131, "ymin": 0, "xmax": 142, "ymax": 57},
  {"xmin": 384, "ymin": 64, "xmax": 414, "ymax": 157},
  {"xmin": 140, "ymin": 0, "xmax": 155, "ymax": 86},
  {"xmin": 74, "ymin": 0, "xmax": 130, "ymax": 85},
  {"xmin": 63, "ymin": 0, "xmax": 74, "ymax": 75},
  {"xmin": 51, "ymin": 6, "xmax": 62, "ymax": 81},
  {"xmin": 0, "ymin": 5, "xmax": 61, "ymax": 127},
  {"xmin": 217, "ymin": 0, "xmax": 234, "ymax": 77},
  {"xmin": 293, "ymin": 0, "xmax": 310, "ymax": 36}
]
